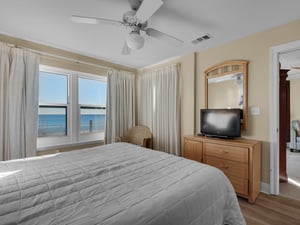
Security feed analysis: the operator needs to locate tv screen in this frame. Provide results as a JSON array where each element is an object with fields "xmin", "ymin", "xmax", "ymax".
[{"xmin": 200, "ymin": 108, "xmax": 241, "ymax": 138}]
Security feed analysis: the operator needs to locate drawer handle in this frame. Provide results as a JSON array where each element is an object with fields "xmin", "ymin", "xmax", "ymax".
[
  {"xmin": 222, "ymin": 165, "xmax": 229, "ymax": 169},
  {"xmin": 223, "ymin": 151, "xmax": 229, "ymax": 154}
]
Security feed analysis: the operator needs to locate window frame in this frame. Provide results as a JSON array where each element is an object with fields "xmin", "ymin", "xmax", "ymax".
[
  {"xmin": 37, "ymin": 65, "xmax": 107, "ymax": 150},
  {"xmin": 77, "ymin": 73, "xmax": 107, "ymax": 142}
]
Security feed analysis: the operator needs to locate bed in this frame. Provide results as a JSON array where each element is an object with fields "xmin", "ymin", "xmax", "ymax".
[{"xmin": 0, "ymin": 143, "xmax": 245, "ymax": 225}]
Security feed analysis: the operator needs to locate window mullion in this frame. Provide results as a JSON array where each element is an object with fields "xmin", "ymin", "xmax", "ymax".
[{"xmin": 70, "ymin": 73, "xmax": 79, "ymax": 142}]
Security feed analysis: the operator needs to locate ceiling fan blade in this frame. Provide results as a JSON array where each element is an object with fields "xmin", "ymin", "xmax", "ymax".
[
  {"xmin": 135, "ymin": 0, "xmax": 163, "ymax": 23},
  {"xmin": 122, "ymin": 42, "xmax": 131, "ymax": 55},
  {"xmin": 144, "ymin": 28, "xmax": 184, "ymax": 47},
  {"xmin": 71, "ymin": 15, "xmax": 123, "ymax": 27}
]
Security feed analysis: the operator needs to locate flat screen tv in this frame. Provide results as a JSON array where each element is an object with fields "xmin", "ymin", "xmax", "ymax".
[{"xmin": 200, "ymin": 108, "xmax": 241, "ymax": 138}]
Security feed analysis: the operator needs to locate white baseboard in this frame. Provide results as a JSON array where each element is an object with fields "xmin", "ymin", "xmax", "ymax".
[{"xmin": 260, "ymin": 182, "xmax": 270, "ymax": 194}]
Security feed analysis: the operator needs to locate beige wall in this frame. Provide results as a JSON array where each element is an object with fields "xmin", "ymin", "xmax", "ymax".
[
  {"xmin": 196, "ymin": 19, "xmax": 300, "ymax": 184},
  {"xmin": 290, "ymin": 78, "xmax": 300, "ymax": 121},
  {"xmin": 137, "ymin": 53, "xmax": 196, "ymax": 154}
]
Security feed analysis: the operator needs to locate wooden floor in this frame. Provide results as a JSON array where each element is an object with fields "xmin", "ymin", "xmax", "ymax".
[{"xmin": 238, "ymin": 193, "xmax": 300, "ymax": 225}]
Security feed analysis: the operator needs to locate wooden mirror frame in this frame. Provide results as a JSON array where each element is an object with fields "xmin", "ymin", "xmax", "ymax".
[{"xmin": 205, "ymin": 60, "xmax": 249, "ymax": 130}]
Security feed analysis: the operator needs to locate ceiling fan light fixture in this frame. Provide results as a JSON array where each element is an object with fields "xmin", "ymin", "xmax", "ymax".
[{"xmin": 126, "ymin": 32, "xmax": 145, "ymax": 50}]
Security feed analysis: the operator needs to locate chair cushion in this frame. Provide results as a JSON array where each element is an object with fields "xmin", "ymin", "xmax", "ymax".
[
  {"xmin": 130, "ymin": 134, "xmax": 145, "ymax": 146},
  {"xmin": 116, "ymin": 126, "xmax": 152, "ymax": 148}
]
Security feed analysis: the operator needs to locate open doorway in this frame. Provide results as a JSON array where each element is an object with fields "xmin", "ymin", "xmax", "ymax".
[
  {"xmin": 270, "ymin": 40, "xmax": 300, "ymax": 198},
  {"xmin": 278, "ymin": 50, "xmax": 300, "ymax": 200}
]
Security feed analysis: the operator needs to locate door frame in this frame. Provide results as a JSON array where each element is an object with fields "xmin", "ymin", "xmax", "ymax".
[
  {"xmin": 279, "ymin": 69, "xmax": 290, "ymax": 182},
  {"xmin": 270, "ymin": 40, "xmax": 300, "ymax": 195}
]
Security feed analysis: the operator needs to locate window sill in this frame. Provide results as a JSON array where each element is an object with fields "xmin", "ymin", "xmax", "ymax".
[{"xmin": 37, "ymin": 140, "xmax": 104, "ymax": 151}]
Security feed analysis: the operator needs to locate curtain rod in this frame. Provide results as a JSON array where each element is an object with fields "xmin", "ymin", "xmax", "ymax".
[
  {"xmin": 4, "ymin": 42, "xmax": 112, "ymax": 70},
  {"xmin": 142, "ymin": 63, "xmax": 181, "ymax": 74}
]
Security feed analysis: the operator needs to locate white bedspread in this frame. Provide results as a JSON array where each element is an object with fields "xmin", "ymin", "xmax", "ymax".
[{"xmin": 0, "ymin": 143, "xmax": 245, "ymax": 225}]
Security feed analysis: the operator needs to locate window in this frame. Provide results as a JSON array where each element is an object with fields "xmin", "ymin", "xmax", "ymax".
[
  {"xmin": 37, "ymin": 66, "xmax": 107, "ymax": 149},
  {"xmin": 39, "ymin": 106, "xmax": 67, "ymax": 137},
  {"xmin": 78, "ymin": 77, "xmax": 106, "ymax": 135},
  {"xmin": 39, "ymin": 71, "xmax": 68, "ymax": 137}
]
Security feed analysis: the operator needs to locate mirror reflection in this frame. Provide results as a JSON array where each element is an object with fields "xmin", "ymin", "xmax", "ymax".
[{"xmin": 208, "ymin": 73, "xmax": 243, "ymax": 109}]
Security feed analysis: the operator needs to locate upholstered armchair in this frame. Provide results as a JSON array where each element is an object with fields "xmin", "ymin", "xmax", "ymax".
[
  {"xmin": 115, "ymin": 126, "xmax": 153, "ymax": 148},
  {"xmin": 290, "ymin": 120, "xmax": 300, "ymax": 151}
]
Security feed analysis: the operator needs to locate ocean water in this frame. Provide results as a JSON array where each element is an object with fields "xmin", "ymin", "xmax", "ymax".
[{"xmin": 38, "ymin": 114, "xmax": 106, "ymax": 137}]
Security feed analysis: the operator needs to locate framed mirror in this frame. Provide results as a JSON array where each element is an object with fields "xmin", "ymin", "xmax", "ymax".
[{"xmin": 205, "ymin": 60, "xmax": 249, "ymax": 130}]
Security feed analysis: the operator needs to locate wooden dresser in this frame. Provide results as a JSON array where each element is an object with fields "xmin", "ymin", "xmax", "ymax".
[{"xmin": 184, "ymin": 135, "xmax": 261, "ymax": 203}]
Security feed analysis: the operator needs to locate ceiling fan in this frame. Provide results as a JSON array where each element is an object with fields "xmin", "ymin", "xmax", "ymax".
[{"xmin": 71, "ymin": 0, "xmax": 184, "ymax": 55}]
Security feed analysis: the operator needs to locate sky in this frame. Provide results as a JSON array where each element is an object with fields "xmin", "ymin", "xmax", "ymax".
[{"xmin": 39, "ymin": 71, "xmax": 106, "ymax": 115}]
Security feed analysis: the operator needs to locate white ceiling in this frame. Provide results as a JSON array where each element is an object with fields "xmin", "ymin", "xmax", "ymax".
[{"xmin": 1, "ymin": 0, "xmax": 300, "ymax": 69}]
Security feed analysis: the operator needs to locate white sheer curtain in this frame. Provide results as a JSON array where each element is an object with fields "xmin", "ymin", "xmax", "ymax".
[
  {"xmin": 138, "ymin": 64, "xmax": 181, "ymax": 155},
  {"xmin": 105, "ymin": 69, "xmax": 135, "ymax": 144},
  {"xmin": 0, "ymin": 43, "xmax": 40, "ymax": 160}
]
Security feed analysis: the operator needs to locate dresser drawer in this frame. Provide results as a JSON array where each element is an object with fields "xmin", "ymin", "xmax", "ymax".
[
  {"xmin": 184, "ymin": 139, "xmax": 203, "ymax": 162},
  {"xmin": 205, "ymin": 143, "xmax": 248, "ymax": 163},
  {"xmin": 205, "ymin": 156, "xmax": 248, "ymax": 179},
  {"xmin": 227, "ymin": 174, "xmax": 249, "ymax": 196}
]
